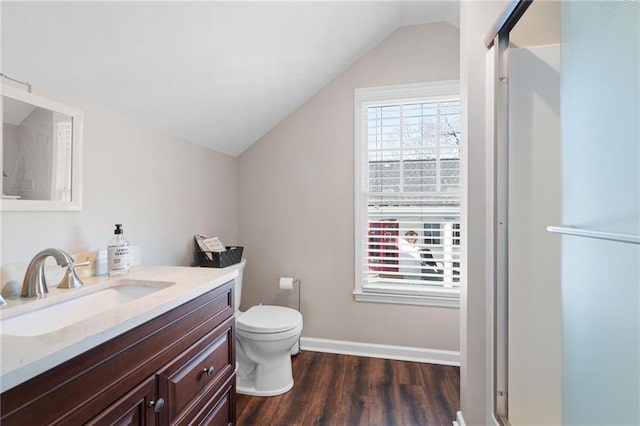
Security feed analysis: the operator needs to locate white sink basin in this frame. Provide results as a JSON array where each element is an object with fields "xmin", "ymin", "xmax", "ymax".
[{"xmin": 1, "ymin": 281, "xmax": 174, "ymax": 337}]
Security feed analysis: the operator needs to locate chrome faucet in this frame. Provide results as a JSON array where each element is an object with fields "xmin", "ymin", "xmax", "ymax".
[{"xmin": 21, "ymin": 249, "xmax": 88, "ymax": 298}]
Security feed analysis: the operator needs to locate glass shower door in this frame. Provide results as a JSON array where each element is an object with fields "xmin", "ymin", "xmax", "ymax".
[{"xmin": 559, "ymin": 2, "xmax": 639, "ymax": 424}]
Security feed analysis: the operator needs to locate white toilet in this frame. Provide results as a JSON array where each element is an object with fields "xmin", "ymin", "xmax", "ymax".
[{"xmin": 229, "ymin": 259, "xmax": 303, "ymax": 396}]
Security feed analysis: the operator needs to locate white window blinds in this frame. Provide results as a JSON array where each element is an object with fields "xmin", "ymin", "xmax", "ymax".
[{"xmin": 357, "ymin": 92, "xmax": 461, "ymax": 294}]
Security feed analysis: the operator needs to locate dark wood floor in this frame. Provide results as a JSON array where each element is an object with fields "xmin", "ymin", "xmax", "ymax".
[{"xmin": 236, "ymin": 351, "xmax": 460, "ymax": 426}]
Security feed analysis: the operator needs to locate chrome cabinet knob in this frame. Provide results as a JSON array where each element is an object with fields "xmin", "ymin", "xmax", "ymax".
[
  {"xmin": 204, "ymin": 366, "xmax": 215, "ymax": 377},
  {"xmin": 149, "ymin": 398, "xmax": 165, "ymax": 413}
]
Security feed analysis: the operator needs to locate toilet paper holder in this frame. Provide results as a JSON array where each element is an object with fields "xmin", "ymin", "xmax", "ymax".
[
  {"xmin": 277, "ymin": 277, "xmax": 302, "ymax": 355},
  {"xmin": 278, "ymin": 276, "xmax": 297, "ymax": 290},
  {"xmin": 277, "ymin": 277, "xmax": 301, "ymax": 312}
]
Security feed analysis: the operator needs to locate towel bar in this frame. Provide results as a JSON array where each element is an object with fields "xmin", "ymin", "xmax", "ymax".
[{"xmin": 547, "ymin": 226, "xmax": 640, "ymax": 245}]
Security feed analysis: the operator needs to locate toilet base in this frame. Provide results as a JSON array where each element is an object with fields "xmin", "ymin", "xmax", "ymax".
[
  {"xmin": 236, "ymin": 378, "xmax": 294, "ymax": 397},
  {"xmin": 235, "ymin": 336, "xmax": 298, "ymax": 397}
]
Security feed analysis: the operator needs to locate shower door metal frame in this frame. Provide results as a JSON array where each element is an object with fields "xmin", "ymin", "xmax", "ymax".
[{"xmin": 484, "ymin": 0, "xmax": 533, "ymax": 424}]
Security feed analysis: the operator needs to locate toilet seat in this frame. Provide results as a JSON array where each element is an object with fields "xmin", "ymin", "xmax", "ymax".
[
  {"xmin": 237, "ymin": 305, "xmax": 302, "ymax": 334},
  {"xmin": 236, "ymin": 322, "xmax": 302, "ymax": 342}
]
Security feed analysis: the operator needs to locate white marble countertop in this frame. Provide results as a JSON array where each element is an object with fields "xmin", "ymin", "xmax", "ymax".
[{"xmin": 0, "ymin": 265, "xmax": 237, "ymax": 393}]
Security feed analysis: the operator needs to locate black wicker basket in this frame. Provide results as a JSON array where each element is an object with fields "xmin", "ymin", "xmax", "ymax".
[{"xmin": 194, "ymin": 239, "xmax": 243, "ymax": 268}]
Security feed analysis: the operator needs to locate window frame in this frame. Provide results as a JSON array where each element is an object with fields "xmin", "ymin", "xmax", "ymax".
[{"xmin": 354, "ymin": 81, "xmax": 461, "ymax": 308}]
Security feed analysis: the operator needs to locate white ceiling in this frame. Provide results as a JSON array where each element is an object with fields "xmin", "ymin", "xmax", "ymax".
[{"xmin": 1, "ymin": 1, "xmax": 459, "ymax": 157}]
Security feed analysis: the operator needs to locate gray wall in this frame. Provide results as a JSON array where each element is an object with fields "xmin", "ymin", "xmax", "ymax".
[
  {"xmin": 237, "ymin": 23, "xmax": 460, "ymax": 351},
  {"xmin": 1, "ymin": 90, "xmax": 238, "ymax": 267}
]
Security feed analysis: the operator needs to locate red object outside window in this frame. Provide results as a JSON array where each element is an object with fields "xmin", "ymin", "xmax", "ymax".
[{"xmin": 367, "ymin": 220, "xmax": 399, "ymax": 273}]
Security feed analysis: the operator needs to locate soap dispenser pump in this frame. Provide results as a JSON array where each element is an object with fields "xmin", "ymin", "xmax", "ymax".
[{"xmin": 108, "ymin": 224, "xmax": 130, "ymax": 277}]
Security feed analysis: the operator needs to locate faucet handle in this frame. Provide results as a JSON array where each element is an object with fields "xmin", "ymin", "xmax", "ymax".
[
  {"xmin": 72, "ymin": 260, "xmax": 91, "ymax": 268},
  {"xmin": 58, "ymin": 260, "xmax": 90, "ymax": 289}
]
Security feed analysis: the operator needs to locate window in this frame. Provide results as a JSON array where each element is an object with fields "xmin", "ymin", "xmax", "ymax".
[{"xmin": 354, "ymin": 81, "xmax": 461, "ymax": 307}]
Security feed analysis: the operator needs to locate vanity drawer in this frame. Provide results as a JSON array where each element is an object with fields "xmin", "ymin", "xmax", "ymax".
[{"xmin": 158, "ymin": 315, "xmax": 235, "ymax": 424}]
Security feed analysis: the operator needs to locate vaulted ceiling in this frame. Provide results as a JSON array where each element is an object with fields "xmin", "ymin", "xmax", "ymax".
[{"xmin": 2, "ymin": 1, "xmax": 459, "ymax": 156}]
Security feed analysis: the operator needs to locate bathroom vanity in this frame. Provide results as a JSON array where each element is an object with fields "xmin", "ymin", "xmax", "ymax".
[{"xmin": 0, "ymin": 266, "xmax": 237, "ymax": 425}]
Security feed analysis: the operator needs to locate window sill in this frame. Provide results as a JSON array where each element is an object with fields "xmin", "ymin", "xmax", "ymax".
[{"xmin": 353, "ymin": 287, "xmax": 460, "ymax": 308}]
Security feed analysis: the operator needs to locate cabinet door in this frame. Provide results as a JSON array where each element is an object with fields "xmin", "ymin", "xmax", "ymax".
[
  {"xmin": 86, "ymin": 376, "xmax": 157, "ymax": 426},
  {"xmin": 195, "ymin": 379, "xmax": 235, "ymax": 426},
  {"xmin": 157, "ymin": 316, "xmax": 234, "ymax": 425}
]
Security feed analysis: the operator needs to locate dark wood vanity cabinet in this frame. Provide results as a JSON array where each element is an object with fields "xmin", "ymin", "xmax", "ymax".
[{"xmin": 0, "ymin": 281, "xmax": 236, "ymax": 426}]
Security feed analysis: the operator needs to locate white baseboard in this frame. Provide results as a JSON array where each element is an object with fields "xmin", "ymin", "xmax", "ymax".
[
  {"xmin": 299, "ymin": 337, "xmax": 460, "ymax": 366},
  {"xmin": 453, "ymin": 411, "xmax": 466, "ymax": 426}
]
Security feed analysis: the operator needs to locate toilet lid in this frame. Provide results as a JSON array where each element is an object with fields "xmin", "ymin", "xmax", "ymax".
[{"xmin": 237, "ymin": 305, "xmax": 302, "ymax": 333}]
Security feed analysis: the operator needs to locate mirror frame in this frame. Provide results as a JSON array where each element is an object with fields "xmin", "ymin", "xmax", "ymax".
[{"xmin": 1, "ymin": 84, "xmax": 83, "ymax": 211}]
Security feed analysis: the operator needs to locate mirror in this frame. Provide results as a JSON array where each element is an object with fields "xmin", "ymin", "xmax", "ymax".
[{"xmin": 1, "ymin": 84, "xmax": 83, "ymax": 211}]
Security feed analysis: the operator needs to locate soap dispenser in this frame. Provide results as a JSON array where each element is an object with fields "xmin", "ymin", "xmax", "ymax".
[{"xmin": 108, "ymin": 224, "xmax": 130, "ymax": 277}]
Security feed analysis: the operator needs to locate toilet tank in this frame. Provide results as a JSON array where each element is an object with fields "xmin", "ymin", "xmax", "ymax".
[{"xmin": 228, "ymin": 258, "xmax": 246, "ymax": 311}]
